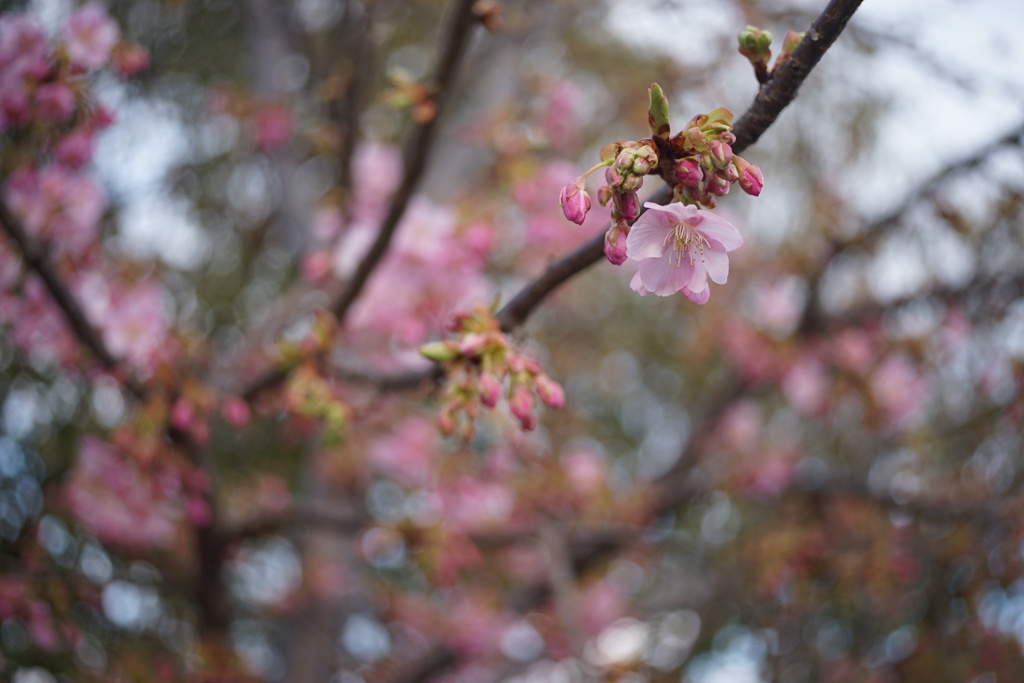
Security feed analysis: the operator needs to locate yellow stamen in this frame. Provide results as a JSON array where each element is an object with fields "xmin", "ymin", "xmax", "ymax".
[{"xmin": 662, "ymin": 221, "xmax": 710, "ymax": 268}]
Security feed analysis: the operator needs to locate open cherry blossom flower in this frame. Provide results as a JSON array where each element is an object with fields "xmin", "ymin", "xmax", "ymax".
[{"xmin": 626, "ymin": 201, "xmax": 743, "ymax": 302}]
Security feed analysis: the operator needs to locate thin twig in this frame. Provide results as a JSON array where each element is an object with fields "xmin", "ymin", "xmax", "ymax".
[{"xmin": 330, "ymin": 0, "xmax": 480, "ymax": 323}]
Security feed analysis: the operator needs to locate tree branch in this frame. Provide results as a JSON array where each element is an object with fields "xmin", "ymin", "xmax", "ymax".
[
  {"xmin": 330, "ymin": 0, "xmax": 480, "ymax": 323},
  {"xmin": 498, "ymin": 0, "xmax": 866, "ymax": 333},
  {"xmin": 0, "ymin": 195, "xmax": 146, "ymax": 399}
]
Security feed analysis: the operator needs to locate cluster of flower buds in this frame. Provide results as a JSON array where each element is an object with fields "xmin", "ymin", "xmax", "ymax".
[
  {"xmin": 419, "ymin": 304, "xmax": 565, "ymax": 437},
  {"xmin": 284, "ymin": 364, "xmax": 349, "ymax": 445},
  {"xmin": 664, "ymin": 107, "xmax": 763, "ymax": 209},
  {"xmin": 597, "ymin": 140, "xmax": 659, "ymax": 264},
  {"xmin": 738, "ymin": 25, "xmax": 804, "ymax": 84},
  {"xmin": 559, "ymin": 83, "xmax": 764, "ymax": 267},
  {"xmin": 558, "ymin": 140, "xmax": 660, "ymax": 265}
]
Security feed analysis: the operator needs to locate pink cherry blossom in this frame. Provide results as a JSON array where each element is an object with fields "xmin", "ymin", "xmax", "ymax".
[
  {"xmin": 369, "ymin": 416, "xmax": 439, "ymax": 486},
  {"xmin": 62, "ymin": 2, "xmax": 120, "ymax": 70},
  {"xmin": 64, "ymin": 437, "xmax": 180, "ymax": 549},
  {"xmin": 626, "ymin": 202, "xmax": 743, "ymax": 301}
]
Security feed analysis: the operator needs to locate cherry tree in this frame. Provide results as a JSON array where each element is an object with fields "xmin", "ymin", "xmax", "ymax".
[{"xmin": 2, "ymin": 0, "xmax": 1024, "ymax": 681}]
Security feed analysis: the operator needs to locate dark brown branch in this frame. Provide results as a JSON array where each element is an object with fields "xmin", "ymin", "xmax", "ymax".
[
  {"xmin": 240, "ymin": 0, "xmax": 479, "ymax": 403},
  {"xmin": 0, "ymin": 196, "xmax": 145, "ymax": 399},
  {"xmin": 330, "ymin": 0, "xmax": 480, "ymax": 323},
  {"xmin": 732, "ymin": 0, "xmax": 867, "ymax": 151}
]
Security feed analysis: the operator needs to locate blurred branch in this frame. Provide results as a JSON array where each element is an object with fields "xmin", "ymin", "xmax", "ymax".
[
  {"xmin": 240, "ymin": 0, "xmax": 480, "ymax": 402},
  {"xmin": 0, "ymin": 195, "xmax": 147, "ymax": 399},
  {"xmin": 799, "ymin": 119, "xmax": 1024, "ymax": 333},
  {"xmin": 330, "ymin": 0, "xmax": 480, "ymax": 323},
  {"xmin": 222, "ymin": 506, "xmax": 367, "ymax": 543},
  {"xmin": 539, "ymin": 520, "xmax": 585, "ymax": 657}
]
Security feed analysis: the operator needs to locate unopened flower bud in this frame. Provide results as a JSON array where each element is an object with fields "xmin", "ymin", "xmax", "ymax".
[
  {"xmin": 648, "ymin": 82, "xmax": 671, "ymax": 140},
  {"xmin": 597, "ymin": 185, "xmax": 612, "ymax": 207},
  {"xmin": 459, "ymin": 332, "xmax": 491, "ymax": 356},
  {"xmin": 419, "ymin": 340, "xmax": 461, "ymax": 362},
  {"xmin": 614, "ymin": 150, "xmax": 634, "ymax": 174},
  {"xmin": 719, "ymin": 164, "xmax": 740, "ymax": 183},
  {"xmin": 738, "ymin": 25, "xmax": 773, "ymax": 59},
  {"xmin": 605, "ymin": 166, "xmax": 626, "ymax": 190},
  {"xmin": 622, "ymin": 174, "xmax": 644, "ymax": 192},
  {"xmin": 707, "ymin": 174, "xmax": 730, "ymax": 197},
  {"xmin": 534, "ymin": 374, "xmax": 565, "ymax": 409},
  {"xmin": 615, "ymin": 191, "xmax": 640, "ymax": 223},
  {"xmin": 674, "ymin": 158, "xmax": 702, "ymax": 187},
  {"xmin": 708, "ymin": 140, "xmax": 733, "ymax": 169},
  {"xmin": 478, "ymin": 371, "xmax": 502, "ymax": 408},
  {"xmin": 509, "ymin": 383, "xmax": 536, "ymax": 431},
  {"xmin": 438, "ymin": 408, "xmax": 456, "ymax": 435},
  {"xmin": 604, "ymin": 223, "xmax": 629, "ymax": 266},
  {"xmin": 559, "ymin": 180, "xmax": 591, "ymax": 225},
  {"xmin": 733, "ymin": 156, "xmax": 764, "ymax": 196}
]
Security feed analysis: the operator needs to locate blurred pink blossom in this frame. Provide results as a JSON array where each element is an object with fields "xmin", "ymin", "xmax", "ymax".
[
  {"xmin": 782, "ymin": 357, "xmax": 829, "ymax": 416},
  {"xmin": 871, "ymin": 353, "xmax": 929, "ymax": 428},
  {"xmin": 63, "ymin": 2, "xmax": 120, "ymax": 70},
  {"xmin": 369, "ymin": 416, "xmax": 440, "ymax": 486},
  {"xmin": 65, "ymin": 437, "xmax": 180, "ymax": 549}
]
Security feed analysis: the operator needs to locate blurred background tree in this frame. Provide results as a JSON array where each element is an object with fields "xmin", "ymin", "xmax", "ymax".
[{"xmin": 2, "ymin": 0, "xmax": 1024, "ymax": 682}]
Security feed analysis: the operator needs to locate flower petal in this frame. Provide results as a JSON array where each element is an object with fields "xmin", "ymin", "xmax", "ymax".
[
  {"xmin": 687, "ymin": 253, "xmax": 708, "ymax": 293},
  {"xmin": 637, "ymin": 253, "xmax": 694, "ymax": 296},
  {"xmin": 696, "ymin": 212, "xmax": 743, "ymax": 251},
  {"xmin": 629, "ymin": 270, "xmax": 650, "ymax": 296},
  {"xmin": 704, "ymin": 248, "xmax": 730, "ymax": 284},
  {"xmin": 626, "ymin": 214, "xmax": 671, "ymax": 260},
  {"xmin": 682, "ymin": 286, "xmax": 711, "ymax": 305}
]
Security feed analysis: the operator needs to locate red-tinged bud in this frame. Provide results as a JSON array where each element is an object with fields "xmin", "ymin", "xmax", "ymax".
[
  {"xmin": 708, "ymin": 140, "xmax": 733, "ymax": 169},
  {"xmin": 604, "ymin": 223, "xmax": 629, "ymax": 266},
  {"xmin": 685, "ymin": 126, "xmax": 708, "ymax": 154},
  {"xmin": 478, "ymin": 371, "xmax": 502, "ymax": 408},
  {"xmin": 614, "ymin": 191, "xmax": 640, "ymax": 223},
  {"xmin": 614, "ymin": 150, "xmax": 634, "ymax": 174},
  {"xmin": 708, "ymin": 174, "xmax": 730, "ymax": 197},
  {"xmin": 535, "ymin": 374, "xmax": 565, "ymax": 409},
  {"xmin": 559, "ymin": 180, "xmax": 591, "ymax": 225},
  {"xmin": 112, "ymin": 40, "xmax": 150, "ymax": 77},
  {"xmin": 719, "ymin": 131, "xmax": 737, "ymax": 145},
  {"xmin": 719, "ymin": 164, "xmax": 740, "ymax": 183},
  {"xmin": 509, "ymin": 384, "xmax": 536, "ymax": 431},
  {"xmin": 458, "ymin": 332, "xmax": 489, "ymax": 357},
  {"xmin": 674, "ymin": 158, "xmax": 703, "ymax": 187},
  {"xmin": 622, "ymin": 174, "xmax": 644, "ymax": 192},
  {"xmin": 597, "ymin": 185, "xmax": 612, "ymax": 207},
  {"xmin": 419, "ymin": 341, "xmax": 461, "ymax": 362},
  {"xmin": 734, "ymin": 156, "xmax": 764, "ymax": 196},
  {"xmin": 605, "ymin": 166, "xmax": 626, "ymax": 190},
  {"xmin": 507, "ymin": 355, "xmax": 524, "ymax": 374}
]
